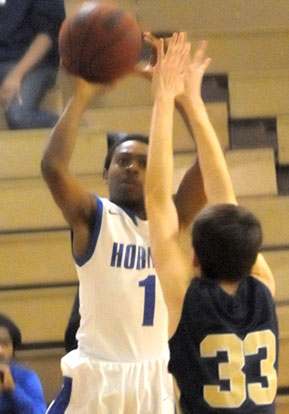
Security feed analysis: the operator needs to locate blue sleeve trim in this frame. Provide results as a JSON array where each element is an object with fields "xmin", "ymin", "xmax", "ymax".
[{"xmin": 72, "ymin": 196, "xmax": 103, "ymax": 267}]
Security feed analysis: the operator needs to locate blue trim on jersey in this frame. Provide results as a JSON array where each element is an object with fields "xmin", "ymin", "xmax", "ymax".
[
  {"xmin": 47, "ymin": 376, "xmax": 72, "ymax": 413},
  {"xmin": 72, "ymin": 196, "xmax": 103, "ymax": 267}
]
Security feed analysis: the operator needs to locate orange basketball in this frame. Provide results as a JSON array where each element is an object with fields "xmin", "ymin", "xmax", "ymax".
[{"xmin": 59, "ymin": 1, "xmax": 142, "ymax": 83}]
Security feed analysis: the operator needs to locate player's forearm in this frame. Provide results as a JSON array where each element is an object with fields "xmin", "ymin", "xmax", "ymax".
[
  {"xmin": 146, "ymin": 96, "xmax": 175, "ymax": 205},
  {"xmin": 11, "ymin": 33, "xmax": 52, "ymax": 79},
  {"xmin": 174, "ymin": 101, "xmax": 207, "ymax": 227},
  {"xmin": 41, "ymin": 94, "xmax": 86, "ymax": 175},
  {"xmin": 185, "ymin": 99, "xmax": 236, "ymax": 205}
]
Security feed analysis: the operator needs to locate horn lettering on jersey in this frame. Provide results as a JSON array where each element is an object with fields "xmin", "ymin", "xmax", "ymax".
[
  {"xmin": 110, "ymin": 242, "xmax": 154, "ymax": 269},
  {"xmin": 124, "ymin": 244, "xmax": 136, "ymax": 269}
]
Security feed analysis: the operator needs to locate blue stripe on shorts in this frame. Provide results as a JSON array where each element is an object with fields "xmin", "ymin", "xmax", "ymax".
[{"xmin": 46, "ymin": 376, "xmax": 72, "ymax": 413}]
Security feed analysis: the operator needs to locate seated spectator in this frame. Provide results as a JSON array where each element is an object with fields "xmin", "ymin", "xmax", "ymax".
[
  {"xmin": 0, "ymin": 313, "xmax": 46, "ymax": 413},
  {"xmin": 0, "ymin": 0, "xmax": 65, "ymax": 129}
]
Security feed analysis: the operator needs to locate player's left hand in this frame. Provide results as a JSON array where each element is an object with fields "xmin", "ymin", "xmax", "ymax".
[
  {"xmin": 178, "ymin": 40, "xmax": 211, "ymax": 108},
  {"xmin": 152, "ymin": 32, "xmax": 190, "ymax": 101}
]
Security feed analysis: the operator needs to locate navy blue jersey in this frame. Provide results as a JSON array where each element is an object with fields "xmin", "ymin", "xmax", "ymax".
[{"xmin": 169, "ymin": 276, "xmax": 278, "ymax": 414}]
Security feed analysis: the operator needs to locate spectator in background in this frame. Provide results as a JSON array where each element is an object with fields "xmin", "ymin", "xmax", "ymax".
[
  {"xmin": 0, "ymin": 0, "xmax": 65, "ymax": 129},
  {"xmin": 0, "ymin": 313, "xmax": 46, "ymax": 413}
]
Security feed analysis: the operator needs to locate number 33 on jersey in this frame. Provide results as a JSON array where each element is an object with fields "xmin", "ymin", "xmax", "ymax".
[{"xmin": 200, "ymin": 330, "xmax": 277, "ymax": 408}]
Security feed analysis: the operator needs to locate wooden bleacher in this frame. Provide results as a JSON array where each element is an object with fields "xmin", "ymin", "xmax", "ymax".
[
  {"xmin": 0, "ymin": 148, "xmax": 278, "ymax": 232},
  {"xmin": 263, "ymin": 249, "xmax": 289, "ymax": 302},
  {"xmin": 276, "ymin": 395, "xmax": 289, "ymax": 414},
  {"xmin": 239, "ymin": 195, "xmax": 289, "ymax": 247},
  {"xmin": 229, "ymin": 70, "xmax": 289, "ymax": 119},
  {"xmin": 0, "ymin": 231, "xmax": 76, "ymax": 286},
  {"xmin": 0, "ymin": 287, "xmax": 76, "ymax": 343},
  {"xmin": 277, "ymin": 114, "xmax": 289, "ymax": 165}
]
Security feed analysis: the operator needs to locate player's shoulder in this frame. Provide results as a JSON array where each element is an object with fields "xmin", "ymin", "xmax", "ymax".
[{"xmin": 246, "ymin": 275, "xmax": 274, "ymax": 298}]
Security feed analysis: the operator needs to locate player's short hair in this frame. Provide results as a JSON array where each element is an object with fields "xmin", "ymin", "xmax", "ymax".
[
  {"xmin": 0, "ymin": 313, "xmax": 22, "ymax": 349},
  {"xmin": 104, "ymin": 132, "xmax": 149, "ymax": 170},
  {"xmin": 192, "ymin": 204, "xmax": 262, "ymax": 282}
]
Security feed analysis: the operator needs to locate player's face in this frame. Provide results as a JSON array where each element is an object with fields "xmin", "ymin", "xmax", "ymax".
[
  {"xmin": 0, "ymin": 327, "xmax": 13, "ymax": 362},
  {"xmin": 105, "ymin": 140, "xmax": 147, "ymax": 210}
]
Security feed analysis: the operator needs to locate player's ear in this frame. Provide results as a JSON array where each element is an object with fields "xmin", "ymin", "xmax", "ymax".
[{"xmin": 192, "ymin": 249, "xmax": 200, "ymax": 268}]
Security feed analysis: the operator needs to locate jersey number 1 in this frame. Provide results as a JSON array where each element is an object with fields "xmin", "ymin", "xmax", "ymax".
[{"xmin": 139, "ymin": 275, "xmax": 156, "ymax": 326}]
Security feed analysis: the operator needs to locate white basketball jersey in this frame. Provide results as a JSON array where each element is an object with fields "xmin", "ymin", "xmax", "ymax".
[{"xmin": 75, "ymin": 197, "xmax": 170, "ymax": 362}]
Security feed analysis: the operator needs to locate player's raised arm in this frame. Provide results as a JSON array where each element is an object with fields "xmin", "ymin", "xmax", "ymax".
[
  {"xmin": 179, "ymin": 41, "xmax": 236, "ymax": 206},
  {"xmin": 181, "ymin": 41, "xmax": 275, "ymax": 296},
  {"xmin": 139, "ymin": 33, "xmax": 207, "ymax": 230},
  {"xmin": 41, "ymin": 78, "xmax": 105, "ymax": 229},
  {"xmin": 146, "ymin": 33, "xmax": 193, "ymax": 336}
]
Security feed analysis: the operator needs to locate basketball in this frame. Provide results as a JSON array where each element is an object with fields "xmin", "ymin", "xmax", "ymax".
[{"xmin": 59, "ymin": 1, "xmax": 142, "ymax": 83}]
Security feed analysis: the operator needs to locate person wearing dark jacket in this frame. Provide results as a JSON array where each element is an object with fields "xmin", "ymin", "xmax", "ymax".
[{"xmin": 0, "ymin": 0, "xmax": 65, "ymax": 129}]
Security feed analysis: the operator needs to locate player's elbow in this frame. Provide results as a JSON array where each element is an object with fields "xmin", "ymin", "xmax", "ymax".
[
  {"xmin": 41, "ymin": 153, "xmax": 52, "ymax": 179},
  {"xmin": 41, "ymin": 153, "xmax": 63, "ymax": 182}
]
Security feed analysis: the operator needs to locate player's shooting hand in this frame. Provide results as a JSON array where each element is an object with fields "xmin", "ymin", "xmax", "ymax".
[
  {"xmin": 0, "ymin": 363, "xmax": 15, "ymax": 393},
  {"xmin": 178, "ymin": 40, "xmax": 211, "ymax": 108},
  {"xmin": 134, "ymin": 32, "xmax": 156, "ymax": 81},
  {"xmin": 152, "ymin": 32, "xmax": 190, "ymax": 101},
  {"xmin": 73, "ymin": 76, "xmax": 107, "ymax": 103},
  {"xmin": 135, "ymin": 32, "xmax": 171, "ymax": 81},
  {"xmin": 0, "ymin": 71, "xmax": 23, "ymax": 108}
]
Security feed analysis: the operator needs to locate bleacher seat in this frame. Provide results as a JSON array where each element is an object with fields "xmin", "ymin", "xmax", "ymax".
[{"xmin": 0, "ymin": 286, "xmax": 77, "ymax": 343}]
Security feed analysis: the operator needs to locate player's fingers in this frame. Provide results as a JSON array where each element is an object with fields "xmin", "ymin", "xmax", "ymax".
[
  {"xmin": 175, "ymin": 32, "xmax": 186, "ymax": 54},
  {"xmin": 174, "ymin": 39, "xmax": 191, "ymax": 76},
  {"xmin": 183, "ymin": 42, "xmax": 192, "ymax": 67},
  {"xmin": 156, "ymin": 38, "xmax": 164, "ymax": 64},
  {"xmin": 143, "ymin": 32, "xmax": 158, "ymax": 48},
  {"xmin": 202, "ymin": 57, "xmax": 212, "ymax": 73},
  {"xmin": 166, "ymin": 32, "xmax": 178, "ymax": 55},
  {"xmin": 192, "ymin": 40, "xmax": 208, "ymax": 65},
  {"xmin": 170, "ymin": 32, "xmax": 188, "ymax": 64},
  {"xmin": 175, "ymin": 32, "xmax": 186, "ymax": 51}
]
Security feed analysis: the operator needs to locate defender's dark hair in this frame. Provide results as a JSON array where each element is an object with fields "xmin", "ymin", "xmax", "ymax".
[
  {"xmin": 0, "ymin": 313, "xmax": 22, "ymax": 349},
  {"xmin": 192, "ymin": 204, "xmax": 262, "ymax": 282},
  {"xmin": 104, "ymin": 132, "xmax": 149, "ymax": 170}
]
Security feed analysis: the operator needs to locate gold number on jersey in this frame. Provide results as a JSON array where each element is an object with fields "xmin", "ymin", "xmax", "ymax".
[
  {"xmin": 200, "ymin": 330, "xmax": 277, "ymax": 408},
  {"xmin": 201, "ymin": 334, "xmax": 246, "ymax": 407},
  {"xmin": 244, "ymin": 330, "xmax": 277, "ymax": 404}
]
